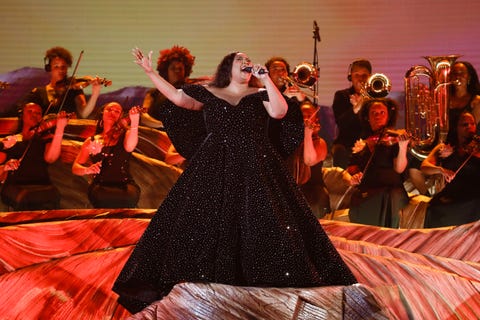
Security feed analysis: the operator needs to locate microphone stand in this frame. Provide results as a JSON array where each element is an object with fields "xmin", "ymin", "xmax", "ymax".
[{"xmin": 312, "ymin": 20, "xmax": 321, "ymax": 107}]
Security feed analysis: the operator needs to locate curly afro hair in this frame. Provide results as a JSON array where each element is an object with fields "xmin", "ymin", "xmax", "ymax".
[{"xmin": 156, "ymin": 45, "xmax": 195, "ymax": 78}]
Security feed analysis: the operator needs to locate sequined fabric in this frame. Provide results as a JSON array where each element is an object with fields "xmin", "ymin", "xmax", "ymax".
[{"xmin": 112, "ymin": 85, "xmax": 357, "ymax": 314}]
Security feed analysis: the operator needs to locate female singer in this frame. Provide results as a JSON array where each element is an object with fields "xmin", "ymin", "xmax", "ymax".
[
  {"xmin": 112, "ymin": 48, "xmax": 357, "ymax": 314},
  {"xmin": 346, "ymin": 98, "xmax": 410, "ymax": 228}
]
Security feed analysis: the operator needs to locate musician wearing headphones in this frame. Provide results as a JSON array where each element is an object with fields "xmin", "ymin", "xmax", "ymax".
[
  {"xmin": 0, "ymin": 103, "xmax": 68, "ymax": 211},
  {"xmin": 265, "ymin": 56, "xmax": 330, "ymax": 218},
  {"xmin": 331, "ymin": 59, "xmax": 372, "ymax": 169},
  {"xmin": 421, "ymin": 111, "xmax": 480, "ymax": 228},
  {"xmin": 17, "ymin": 46, "xmax": 104, "ymax": 119}
]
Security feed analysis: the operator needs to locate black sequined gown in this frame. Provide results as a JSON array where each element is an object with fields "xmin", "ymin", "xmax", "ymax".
[{"xmin": 113, "ymin": 85, "xmax": 357, "ymax": 314}]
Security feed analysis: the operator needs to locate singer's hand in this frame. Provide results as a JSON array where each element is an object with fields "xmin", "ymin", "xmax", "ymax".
[
  {"xmin": 132, "ymin": 47, "xmax": 154, "ymax": 73},
  {"xmin": 251, "ymin": 64, "xmax": 269, "ymax": 79}
]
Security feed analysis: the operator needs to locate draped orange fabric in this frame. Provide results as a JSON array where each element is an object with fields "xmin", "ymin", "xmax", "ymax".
[{"xmin": 0, "ymin": 209, "xmax": 478, "ymax": 319}]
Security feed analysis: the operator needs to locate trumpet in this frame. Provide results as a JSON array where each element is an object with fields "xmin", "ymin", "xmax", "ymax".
[{"xmin": 360, "ymin": 73, "xmax": 391, "ymax": 99}]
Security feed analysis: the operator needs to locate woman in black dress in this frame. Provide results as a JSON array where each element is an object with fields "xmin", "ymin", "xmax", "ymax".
[
  {"xmin": 421, "ymin": 111, "xmax": 480, "ymax": 227},
  {"xmin": 72, "ymin": 102, "xmax": 141, "ymax": 208},
  {"xmin": 346, "ymin": 98, "xmax": 410, "ymax": 228},
  {"xmin": 113, "ymin": 48, "xmax": 357, "ymax": 314}
]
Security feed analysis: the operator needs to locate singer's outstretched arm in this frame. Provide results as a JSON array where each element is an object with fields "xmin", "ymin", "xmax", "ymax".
[{"xmin": 132, "ymin": 48, "xmax": 203, "ymax": 110}]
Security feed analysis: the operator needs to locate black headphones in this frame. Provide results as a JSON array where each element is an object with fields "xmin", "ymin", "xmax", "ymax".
[
  {"xmin": 347, "ymin": 63, "xmax": 354, "ymax": 81},
  {"xmin": 44, "ymin": 56, "xmax": 51, "ymax": 72}
]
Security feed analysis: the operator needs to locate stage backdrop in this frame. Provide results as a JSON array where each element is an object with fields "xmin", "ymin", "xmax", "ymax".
[{"xmin": 0, "ymin": 0, "xmax": 479, "ymax": 108}]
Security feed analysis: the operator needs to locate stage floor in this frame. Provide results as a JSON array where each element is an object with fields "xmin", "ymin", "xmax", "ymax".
[{"xmin": 0, "ymin": 208, "xmax": 478, "ymax": 319}]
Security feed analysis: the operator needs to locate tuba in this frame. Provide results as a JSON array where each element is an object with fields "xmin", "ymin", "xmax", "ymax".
[{"xmin": 404, "ymin": 55, "xmax": 460, "ymax": 160}]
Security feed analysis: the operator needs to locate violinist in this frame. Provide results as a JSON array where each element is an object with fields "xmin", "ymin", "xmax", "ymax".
[
  {"xmin": 421, "ymin": 111, "xmax": 480, "ymax": 227},
  {"xmin": 0, "ymin": 103, "xmax": 67, "ymax": 211},
  {"xmin": 17, "ymin": 46, "xmax": 104, "ymax": 119},
  {"xmin": 345, "ymin": 98, "xmax": 410, "ymax": 228},
  {"xmin": 72, "ymin": 102, "xmax": 141, "ymax": 208}
]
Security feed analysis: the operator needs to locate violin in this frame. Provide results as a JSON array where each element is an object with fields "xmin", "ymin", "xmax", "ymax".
[
  {"xmin": 105, "ymin": 106, "xmax": 146, "ymax": 141},
  {"xmin": 56, "ymin": 76, "xmax": 112, "ymax": 90},
  {"xmin": 30, "ymin": 112, "xmax": 75, "ymax": 136},
  {"xmin": 366, "ymin": 129, "xmax": 410, "ymax": 146}
]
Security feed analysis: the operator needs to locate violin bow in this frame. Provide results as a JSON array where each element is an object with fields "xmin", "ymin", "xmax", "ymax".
[
  {"xmin": 55, "ymin": 50, "xmax": 84, "ymax": 114},
  {"xmin": 330, "ymin": 127, "xmax": 389, "ymax": 216}
]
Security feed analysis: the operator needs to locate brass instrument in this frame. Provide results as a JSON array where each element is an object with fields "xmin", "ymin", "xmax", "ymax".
[
  {"xmin": 281, "ymin": 62, "xmax": 319, "ymax": 98},
  {"xmin": 291, "ymin": 62, "xmax": 318, "ymax": 88},
  {"xmin": 364, "ymin": 73, "xmax": 391, "ymax": 98},
  {"xmin": 404, "ymin": 55, "xmax": 460, "ymax": 160}
]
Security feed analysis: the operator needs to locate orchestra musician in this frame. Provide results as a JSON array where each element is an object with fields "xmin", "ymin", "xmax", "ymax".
[
  {"xmin": 72, "ymin": 102, "xmax": 141, "ymax": 208},
  {"xmin": 421, "ymin": 111, "xmax": 480, "ymax": 227},
  {"xmin": 331, "ymin": 59, "xmax": 372, "ymax": 169},
  {"xmin": 345, "ymin": 98, "xmax": 410, "ymax": 228},
  {"xmin": 0, "ymin": 102, "xmax": 68, "ymax": 211},
  {"xmin": 17, "ymin": 46, "xmax": 107, "ymax": 119}
]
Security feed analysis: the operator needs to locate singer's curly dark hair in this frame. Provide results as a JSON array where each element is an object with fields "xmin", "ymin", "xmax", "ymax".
[
  {"xmin": 156, "ymin": 45, "xmax": 195, "ymax": 79},
  {"xmin": 45, "ymin": 46, "xmax": 73, "ymax": 67}
]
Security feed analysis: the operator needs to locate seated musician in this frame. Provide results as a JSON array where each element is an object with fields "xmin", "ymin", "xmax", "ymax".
[
  {"xmin": 345, "ymin": 98, "xmax": 410, "ymax": 228},
  {"xmin": 0, "ymin": 103, "xmax": 67, "ymax": 211},
  {"xmin": 17, "ymin": 46, "xmax": 106, "ymax": 119},
  {"xmin": 72, "ymin": 102, "xmax": 141, "ymax": 208},
  {"xmin": 421, "ymin": 111, "xmax": 480, "ymax": 227}
]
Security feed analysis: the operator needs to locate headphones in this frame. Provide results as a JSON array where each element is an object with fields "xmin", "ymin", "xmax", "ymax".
[
  {"xmin": 347, "ymin": 63, "xmax": 354, "ymax": 81},
  {"xmin": 44, "ymin": 56, "xmax": 51, "ymax": 72}
]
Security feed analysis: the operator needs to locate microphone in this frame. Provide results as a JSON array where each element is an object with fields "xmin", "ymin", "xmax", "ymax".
[
  {"xmin": 241, "ymin": 66, "xmax": 268, "ymax": 74},
  {"xmin": 313, "ymin": 20, "xmax": 321, "ymax": 42}
]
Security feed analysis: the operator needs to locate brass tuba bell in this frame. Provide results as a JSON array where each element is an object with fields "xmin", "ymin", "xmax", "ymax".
[{"xmin": 404, "ymin": 55, "xmax": 460, "ymax": 160}]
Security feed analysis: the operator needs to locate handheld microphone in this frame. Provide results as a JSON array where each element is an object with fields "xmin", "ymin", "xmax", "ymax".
[{"xmin": 241, "ymin": 66, "xmax": 268, "ymax": 74}]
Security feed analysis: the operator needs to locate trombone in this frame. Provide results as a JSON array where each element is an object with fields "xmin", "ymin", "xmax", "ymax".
[{"xmin": 281, "ymin": 62, "xmax": 319, "ymax": 99}]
